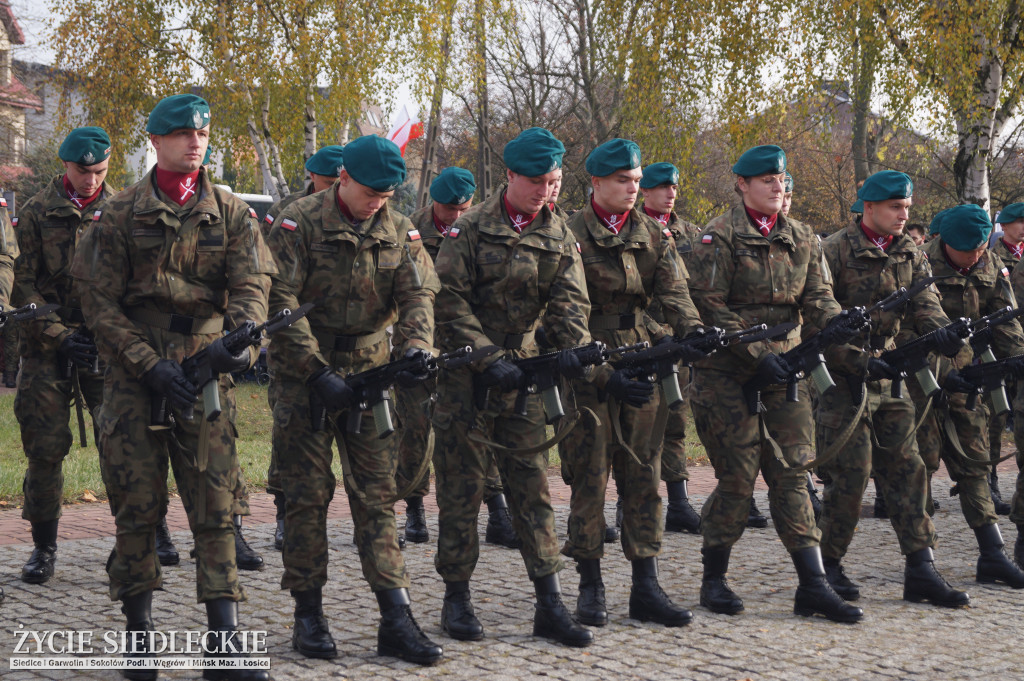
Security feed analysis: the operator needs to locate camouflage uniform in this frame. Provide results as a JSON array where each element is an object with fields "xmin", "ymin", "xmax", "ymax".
[
  {"xmin": 265, "ymin": 186, "xmax": 438, "ymax": 593},
  {"xmin": 987, "ymin": 240, "xmax": 1019, "ymax": 505},
  {"xmin": 1007, "ymin": 257, "xmax": 1024, "ymax": 528},
  {"xmin": 815, "ymin": 218, "xmax": 947, "ymax": 561},
  {"xmin": 432, "ymin": 190, "xmax": 591, "ymax": 583},
  {"xmin": 687, "ymin": 205, "xmax": 840, "ymax": 552},
  {"xmin": 922, "ymin": 236, "xmax": 1024, "ymax": 529},
  {"xmin": 70, "ymin": 167, "xmax": 275, "ymax": 601},
  {"xmin": 13, "ymin": 176, "xmax": 107, "ymax": 523},
  {"xmin": 558, "ymin": 203, "xmax": 701, "ymax": 561}
]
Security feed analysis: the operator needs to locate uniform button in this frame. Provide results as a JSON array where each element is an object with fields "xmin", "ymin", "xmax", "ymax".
[
  {"xmin": 170, "ymin": 276, "xmax": 175, "ymax": 281},
  {"xmin": 626, "ymin": 265, "xmax": 631, "ymax": 270},
  {"xmin": 176, "ymin": 236, "xmax": 182, "ymax": 242}
]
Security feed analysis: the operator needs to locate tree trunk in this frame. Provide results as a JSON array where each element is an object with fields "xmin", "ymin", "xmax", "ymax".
[
  {"xmin": 953, "ymin": 57, "xmax": 1004, "ymax": 210},
  {"xmin": 850, "ymin": 11, "xmax": 876, "ymax": 185},
  {"xmin": 417, "ymin": 10, "xmax": 453, "ymax": 210},
  {"xmin": 303, "ymin": 85, "xmax": 317, "ymax": 191},
  {"xmin": 261, "ymin": 88, "xmax": 291, "ymax": 199}
]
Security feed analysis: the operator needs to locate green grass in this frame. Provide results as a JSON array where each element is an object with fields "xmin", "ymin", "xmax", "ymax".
[{"xmin": 0, "ymin": 383, "xmax": 709, "ymax": 508}]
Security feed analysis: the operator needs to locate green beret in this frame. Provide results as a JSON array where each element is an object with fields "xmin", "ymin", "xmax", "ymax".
[
  {"xmin": 732, "ymin": 145, "xmax": 786, "ymax": 177},
  {"xmin": 58, "ymin": 127, "xmax": 111, "ymax": 166},
  {"xmin": 996, "ymin": 202, "xmax": 1024, "ymax": 224},
  {"xmin": 640, "ymin": 162, "xmax": 679, "ymax": 189},
  {"xmin": 305, "ymin": 145, "xmax": 345, "ymax": 177},
  {"xmin": 340, "ymin": 135, "xmax": 406, "ymax": 192},
  {"xmin": 939, "ymin": 204, "xmax": 992, "ymax": 251},
  {"xmin": 850, "ymin": 199, "xmax": 864, "ymax": 214},
  {"xmin": 503, "ymin": 127, "xmax": 565, "ymax": 177},
  {"xmin": 857, "ymin": 170, "xmax": 913, "ymax": 202},
  {"xmin": 928, "ymin": 208, "xmax": 950, "ymax": 235},
  {"xmin": 585, "ymin": 138, "xmax": 641, "ymax": 177},
  {"xmin": 146, "ymin": 94, "xmax": 211, "ymax": 135},
  {"xmin": 203, "ymin": 145, "xmax": 212, "ymax": 165},
  {"xmin": 430, "ymin": 167, "xmax": 476, "ymax": 204},
  {"xmin": 784, "ymin": 172, "xmax": 794, "ymax": 193}
]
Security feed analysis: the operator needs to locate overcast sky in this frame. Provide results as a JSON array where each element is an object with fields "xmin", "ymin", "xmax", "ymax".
[{"xmin": 10, "ymin": 0, "xmax": 53, "ymax": 65}]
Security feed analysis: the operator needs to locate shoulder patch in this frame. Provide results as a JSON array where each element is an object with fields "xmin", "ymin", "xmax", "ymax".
[
  {"xmin": 11, "ymin": 217, "xmax": 17, "ymax": 227},
  {"xmin": 281, "ymin": 218, "xmax": 297, "ymax": 232},
  {"xmin": 662, "ymin": 228, "xmax": 673, "ymax": 240},
  {"xmin": 408, "ymin": 229, "xmax": 421, "ymax": 241},
  {"xmin": 449, "ymin": 226, "xmax": 461, "ymax": 239},
  {"xmin": 575, "ymin": 241, "xmax": 582, "ymax": 253},
  {"xmin": 701, "ymin": 233, "xmax": 713, "ymax": 244},
  {"xmin": 248, "ymin": 207, "xmax": 257, "ymax": 219},
  {"xmin": 93, "ymin": 210, "xmax": 102, "ymax": 221},
  {"xmin": 264, "ymin": 213, "xmax": 275, "ymax": 224},
  {"xmin": 0, "ymin": 197, "xmax": 7, "ymax": 208},
  {"xmin": 1002, "ymin": 266, "xmax": 1010, "ymax": 278}
]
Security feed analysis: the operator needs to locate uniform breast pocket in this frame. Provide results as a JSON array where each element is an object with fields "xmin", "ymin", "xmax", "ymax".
[
  {"xmin": 476, "ymin": 243, "xmax": 508, "ymax": 289},
  {"xmin": 39, "ymin": 226, "xmax": 72, "ymax": 276},
  {"xmin": 193, "ymin": 228, "xmax": 227, "ymax": 281},
  {"xmin": 894, "ymin": 259, "xmax": 913, "ymax": 288},
  {"xmin": 372, "ymin": 247, "xmax": 399, "ymax": 300},
  {"xmin": 536, "ymin": 252, "xmax": 561, "ymax": 299},
  {"xmin": 732, "ymin": 249, "xmax": 767, "ymax": 290}
]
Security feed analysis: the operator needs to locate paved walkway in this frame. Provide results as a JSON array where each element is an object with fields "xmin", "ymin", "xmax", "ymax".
[{"xmin": 1, "ymin": 460, "xmax": 1022, "ymax": 680}]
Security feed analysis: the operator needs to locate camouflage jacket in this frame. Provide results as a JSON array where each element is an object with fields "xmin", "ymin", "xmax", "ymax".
[
  {"xmin": 12, "ymin": 175, "xmax": 97, "ymax": 356},
  {"xmin": 261, "ymin": 185, "xmax": 319, "ymax": 237},
  {"xmin": 687, "ymin": 204, "xmax": 841, "ymax": 376},
  {"xmin": 639, "ymin": 206, "xmax": 701, "ymax": 261},
  {"xmin": 265, "ymin": 182, "xmax": 439, "ymax": 380},
  {"xmin": 820, "ymin": 217, "xmax": 949, "ymax": 376},
  {"xmin": 924, "ymin": 236, "xmax": 1024, "ymax": 364},
  {"xmin": 433, "ymin": 189, "xmax": 591, "ymax": 368},
  {"xmin": 989, "ymin": 237, "xmax": 1021, "ymax": 273},
  {"xmin": 408, "ymin": 205, "xmax": 446, "ymax": 261},
  {"xmin": 70, "ymin": 167, "xmax": 276, "ymax": 378}
]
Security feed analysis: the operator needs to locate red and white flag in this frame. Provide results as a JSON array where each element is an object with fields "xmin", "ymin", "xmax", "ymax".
[{"xmin": 386, "ymin": 105, "xmax": 424, "ymax": 157}]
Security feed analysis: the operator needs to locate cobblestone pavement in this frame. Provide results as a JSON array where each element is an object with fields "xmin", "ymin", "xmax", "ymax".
[{"xmin": 1, "ymin": 465, "xmax": 1022, "ymax": 680}]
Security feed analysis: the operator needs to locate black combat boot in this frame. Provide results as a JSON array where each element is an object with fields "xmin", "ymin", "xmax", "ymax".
[
  {"xmin": 747, "ymin": 498, "xmax": 768, "ymax": 528},
  {"xmin": 155, "ymin": 517, "xmax": 179, "ymax": 567},
  {"xmin": 903, "ymin": 548, "xmax": 970, "ymax": 607},
  {"xmin": 532, "ymin": 573, "xmax": 594, "ymax": 647},
  {"xmin": 629, "ymin": 557, "xmax": 693, "ymax": 627},
  {"xmin": 485, "ymin": 494, "xmax": 521, "ymax": 549},
  {"xmin": 21, "ymin": 519, "xmax": 58, "ymax": 584},
  {"xmin": 121, "ymin": 591, "xmax": 156, "ymax": 681},
  {"xmin": 201, "ymin": 599, "xmax": 270, "ymax": 681},
  {"xmin": 873, "ymin": 478, "xmax": 888, "ymax": 518},
  {"xmin": 699, "ymin": 547, "xmax": 743, "ymax": 615},
  {"xmin": 440, "ymin": 580, "xmax": 483, "ymax": 640},
  {"xmin": 807, "ymin": 473, "xmax": 823, "ymax": 523},
  {"xmin": 1016, "ymin": 527, "xmax": 1024, "ymax": 567},
  {"xmin": 273, "ymin": 492, "xmax": 285, "ymax": 551},
  {"xmin": 405, "ymin": 496, "xmax": 429, "ymax": 543},
  {"xmin": 665, "ymin": 481, "xmax": 701, "ymax": 534},
  {"xmin": 233, "ymin": 515, "xmax": 264, "ymax": 571},
  {"xmin": 990, "ymin": 472, "xmax": 1011, "ymax": 515},
  {"xmin": 291, "ymin": 587, "xmax": 337, "ymax": 659},
  {"xmin": 376, "ymin": 588, "xmax": 443, "ymax": 665},
  {"xmin": 791, "ymin": 547, "xmax": 863, "ymax": 623},
  {"xmin": 975, "ymin": 523, "xmax": 1024, "ymax": 588},
  {"xmin": 823, "ymin": 558, "xmax": 860, "ymax": 601},
  {"xmin": 574, "ymin": 559, "xmax": 607, "ymax": 626}
]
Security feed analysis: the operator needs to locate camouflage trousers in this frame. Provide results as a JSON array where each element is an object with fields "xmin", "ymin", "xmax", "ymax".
[
  {"xmin": 271, "ymin": 379, "xmax": 408, "ymax": 593},
  {"xmin": 559, "ymin": 381, "xmax": 662, "ymax": 561},
  {"xmin": 15, "ymin": 356, "xmax": 104, "ymax": 522},
  {"xmin": 99, "ymin": 365, "xmax": 243, "ymax": 603},
  {"xmin": 394, "ymin": 378, "xmax": 507, "ymax": 501},
  {"xmin": 816, "ymin": 378, "xmax": 936, "ymax": 560},
  {"xmin": 691, "ymin": 368, "xmax": 820, "ymax": 552},
  {"xmin": 432, "ymin": 369, "xmax": 563, "ymax": 582},
  {"xmin": 1009, "ymin": 381, "xmax": 1024, "ymax": 527},
  {"xmin": 659, "ymin": 365, "xmax": 691, "ymax": 483}
]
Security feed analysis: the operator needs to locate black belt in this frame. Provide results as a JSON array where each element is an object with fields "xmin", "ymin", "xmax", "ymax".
[
  {"xmin": 58, "ymin": 306, "xmax": 85, "ymax": 324},
  {"xmin": 125, "ymin": 308, "xmax": 225, "ymax": 334},
  {"xmin": 480, "ymin": 325, "xmax": 534, "ymax": 350},
  {"xmin": 589, "ymin": 313, "xmax": 641, "ymax": 331},
  {"xmin": 313, "ymin": 328, "xmax": 388, "ymax": 352}
]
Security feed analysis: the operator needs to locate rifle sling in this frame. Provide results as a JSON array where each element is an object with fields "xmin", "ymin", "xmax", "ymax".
[
  {"xmin": 71, "ymin": 369, "xmax": 88, "ymax": 447},
  {"xmin": 467, "ymin": 406, "xmax": 593, "ymax": 456},
  {"xmin": 936, "ymin": 399, "xmax": 1015, "ymax": 468},
  {"xmin": 759, "ymin": 386, "xmax": 868, "ymax": 473}
]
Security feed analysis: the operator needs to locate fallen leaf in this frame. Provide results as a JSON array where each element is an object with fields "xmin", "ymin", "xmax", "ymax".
[{"xmin": 81, "ymin": 490, "xmax": 98, "ymax": 502}]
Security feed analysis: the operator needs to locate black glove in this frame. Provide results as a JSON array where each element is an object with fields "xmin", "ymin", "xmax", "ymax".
[
  {"xmin": 866, "ymin": 357, "xmax": 900, "ymax": 381},
  {"xmin": 144, "ymin": 359, "xmax": 198, "ymax": 411},
  {"xmin": 1008, "ymin": 357, "xmax": 1024, "ymax": 380},
  {"xmin": 58, "ymin": 332, "xmax": 99, "ymax": 369},
  {"xmin": 605, "ymin": 369, "xmax": 655, "ymax": 407},
  {"xmin": 942, "ymin": 368, "xmax": 977, "ymax": 394},
  {"xmin": 535, "ymin": 325, "xmax": 553, "ymax": 350},
  {"xmin": 654, "ymin": 334, "xmax": 675, "ymax": 346},
  {"xmin": 821, "ymin": 309, "xmax": 867, "ymax": 345},
  {"xmin": 754, "ymin": 353, "xmax": 791, "ymax": 385},
  {"xmin": 931, "ymin": 326, "xmax": 966, "ymax": 357},
  {"xmin": 557, "ymin": 348, "xmax": 587, "ymax": 379},
  {"xmin": 395, "ymin": 348, "xmax": 433, "ymax": 388},
  {"xmin": 308, "ymin": 367, "xmax": 354, "ymax": 411},
  {"xmin": 207, "ymin": 337, "xmax": 251, "ymax": 374},
  {"xmin": 481, "ymin": 358, "xmax": 523, "ymax": 392}
]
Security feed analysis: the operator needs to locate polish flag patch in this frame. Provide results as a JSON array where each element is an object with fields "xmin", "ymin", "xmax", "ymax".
[
  {"xmin": 248, "ymin": 207, "xmax": 257, "ymax": 219},
  {"xmin": 575, "ymin": 242, "xmax": 582, "ymax": 253},
  {"xmin": 281, "ymin": 218, "xmax": 297, "ymax": 232},
  {"xmin": 701, "ymin": 234, "xmax": 713, "ymax": 244},
  {"xmin": 408, "ymin": 229, "xmax": 421, "ymax": 241},
  {"xmin": 663, "ymin": 228, "xmax": 673, "ymax": 240},
  {"xmin": 0, "ymin": 198, "xmax": 7, "ymax": 207},
  {"xmin": 11, "ymin": 217, "xmax": 17, "ymax": 227},
  {"xmin": 449, "ymin": 226, "xmax": 461, "ymax": 238},
  {"xmin": 93, "ymin": 210, "xmax": 102, "ymax": 221},
  {"xmin": 1001, "ymin": 267, "xmax": 1010, "ymax": 278},
  {"xmin": 264, "ymin": 213, "xmax": 275, "ymax": 224}
]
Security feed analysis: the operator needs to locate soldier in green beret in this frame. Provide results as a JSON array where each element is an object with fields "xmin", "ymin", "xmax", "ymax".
[
  {"xmin": 71, "ymin": 94, "xmax": 274, "ymax": 680},
  {"xmin": 12, "ymin": 127, "xmax": 104, "ymax": 590},
  {"xmin": 265, "ymin": 134, "xmax": 443, "ymax": 665},
  {"xmin": 815, "ymin": 171, "xmax": 969, "ymax": 608},
  {"xmin": 558, "ymin": 139, "xmax": 704, "ymax": 628},
  {"xmin": 1000, "ymin": 205, "xmax": 1024, "ymax": 566},
  {"xmin": 918, "ymin": 204, "xmax": 1024, "ymax": 588},
  {"xmin": 782, "ymin": 171, "xmax": 794, "ymax": 216},
  {"xmin": 431, "ymin": 127, "xmax": 595, "ymax": 647},
  {"xmin": 687, "ymin": 144, "xmax": 863, "ymax": 622}
]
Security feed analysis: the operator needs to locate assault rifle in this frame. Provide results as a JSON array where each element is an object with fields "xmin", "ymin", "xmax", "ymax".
[
  {"xmin": 473, "ymin": 341, "xmax": 648, "ymax": 423},
  {"xmin": 879, "ymin": 317, "xmax": 972, "ymax": 400},
  {"xmin": 152, "ymin": 303, "xmax": 314, "ymax": 426},
  {"xmin": 955, "ymin": 354, "xmax": 1024, "ymax": 414},
  {"xmin": 964, "ymin": 305, "xmax": 1024, "ymax": 414},
  {"xmin": 312, "ymin": 346, "xmax": 473, "ymax": 438},
  {"xmin": 0, "ymin": 302, "xmax": 59, "ymax": 327},
  {"xmin": 610, "ymin": 323, "xmax": 791, "ymax": 407}
]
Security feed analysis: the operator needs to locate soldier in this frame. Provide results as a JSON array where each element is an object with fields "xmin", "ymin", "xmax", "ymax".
[
  {"xmin": 71, "ymin": 94, "xmax": 273, "ymax": 681},
  {"xmin": 638, "ymin": 162, "xmax": 705, "ymax": 534},
  {"xmin": 1000, "ymin": 204, "xmax": 1024, "ymax": 566},
  {"xmin": 559, "ymin": 140, "xmax": 702, "ymax": 629},
  {"xmin": 923, "ymin": 204, "xmax": 1024, "ymax": 588},
  {"xmin": 687, "ymin": 145, "xmax": 863, "ymax": 622},
  {"xmin": 396, "ymin": 167, "xmax": 520, "ymax": 548},
  {"xmin": 431, "ymin": 127, "xmax": 595, "ymax": 647},
  {"xmin": 266, "ymin": 134, "xmax": 443, "ymax": 665},
  {"xmin": 262, "ymin": 143, "xmax": 345, "ymax": 553},
  {"xmin": 548, "ymin": 173, "xmax": 568, "ymax": 218},
  {"xmin": 815, "ymin": 171, "xmax": 968, "ymax": 608},
  {"xmin": 906, "ymin": 223, "xmax": 927, "ymax": 247},
  {"xmin": 13, "ymin": 128, "xmax": 104, "ymax": 588}
]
